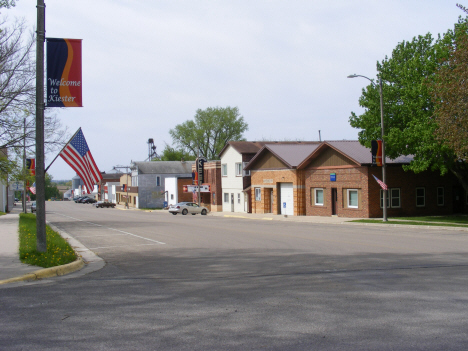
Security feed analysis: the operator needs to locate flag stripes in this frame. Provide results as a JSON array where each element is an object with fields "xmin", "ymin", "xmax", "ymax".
[
  {"xmin": 59, "ymin": 128, "xmax": 102, "ymax": 194},
  {"xmin": 372, "ymin": 174, "xmax": 388, "ymax": 191}
]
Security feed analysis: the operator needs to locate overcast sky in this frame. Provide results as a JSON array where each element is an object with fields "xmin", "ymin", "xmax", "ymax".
[{"xmin": 5, "ymin": 1, "xmax": 464, "ymax": 180}]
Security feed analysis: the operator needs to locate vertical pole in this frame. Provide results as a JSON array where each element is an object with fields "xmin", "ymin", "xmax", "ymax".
[
  {"xmin": 126, "ymin": 167, "xmax": 129, "ymax": 209},
  {"xmin": 23, "ymin": 118, "xmax": 27, "ymax": 213},
  {"xmin": 36, "ymin": 0, "xmax": 47, "ymax": 251},
  {"xmin": 379, "ymin": 77, "xmax": 388, "ymax": 222}
]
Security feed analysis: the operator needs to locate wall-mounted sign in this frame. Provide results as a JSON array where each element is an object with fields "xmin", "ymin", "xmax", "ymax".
[
  {"xmin": 183, "ymin": 184, "xmax": 211, "ymax": 193},
  {"xmin": 263, "ymin": 179, "xmax": 273, "ymax": 183},
  {"xmin": 330, "ymin": 173, "xmax": 336, "ymax": 182}
]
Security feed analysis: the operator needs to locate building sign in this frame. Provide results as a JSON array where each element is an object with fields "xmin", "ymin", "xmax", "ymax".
[
  {"xmin": 197, "ymin": 157, "xmax": 207, "ymax": 184},
  {"xmin": 46, "ymin": 38, "xmax": 82, "ymax": 107},
  {"xmin": 9, "ymin": 181, "xmax": 24, "ymax": 191},
  {"xmin": 330, "ymin": 173, "xmax": 336, "ymax": 182},
  {"xmin": 183, "ymin": 184, "xmax": 211, "ymax": 193},
  {"xmin": 263, "ymin": 179, "xmax": 273, "ymax": 183}
]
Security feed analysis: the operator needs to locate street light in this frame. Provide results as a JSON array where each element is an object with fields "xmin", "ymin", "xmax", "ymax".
[{"xmin": 347, "ymin": 73, "xmax": 388, "ymax": 222}]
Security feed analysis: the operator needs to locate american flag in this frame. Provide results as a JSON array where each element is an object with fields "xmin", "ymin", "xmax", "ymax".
[
  {"xmin": 29, "ymin": 182, "xmax": 36, "ymax": 194},
  {"xmin": 60, "ymin": 128, "xmax": 102, "ymax": 194},
  {"xmin": 372, "ymin": 174, "xmax": 388, "ymax": 191}
]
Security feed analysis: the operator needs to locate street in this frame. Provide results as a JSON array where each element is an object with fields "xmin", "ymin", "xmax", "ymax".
[{"xmin": 1, "ymin": 201, "xmax": 468, "ymax": 350}]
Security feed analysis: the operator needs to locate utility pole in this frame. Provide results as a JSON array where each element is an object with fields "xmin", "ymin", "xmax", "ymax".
[{"xmin": 36, "ymin": 0, "xmax": 47, "ymax": 252}]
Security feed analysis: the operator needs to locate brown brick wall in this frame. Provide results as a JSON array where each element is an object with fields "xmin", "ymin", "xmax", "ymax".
[
  {"xmin": 251, "ymin": 169, "xmax": 306, "ymax": 216},
  {"xmin": 305, "ymin": 167, "xmax": 370, "ymax": 218}
]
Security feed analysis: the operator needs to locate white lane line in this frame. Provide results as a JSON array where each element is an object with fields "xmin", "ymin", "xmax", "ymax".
[
  {"xmin": 89, "ymin": 243, "xmax": 162, "ymax": 250},
  {"xmin": 51, "ymin": 213, "xmax": 166, "ymax": 245}
]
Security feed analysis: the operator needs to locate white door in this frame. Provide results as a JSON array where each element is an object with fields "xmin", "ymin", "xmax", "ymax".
[{"xmin": 280, "ymin": 183, "xmax": 294, "ymax": 215}]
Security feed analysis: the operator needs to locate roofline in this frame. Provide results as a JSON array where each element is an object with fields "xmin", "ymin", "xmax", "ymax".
[
  {"xmin": 244, "ymin": 145, "xmax": 293, "ymax": 170},
  {"xmin": 297, "ymin": 142, "xmax": 362, "ymax": 169}
]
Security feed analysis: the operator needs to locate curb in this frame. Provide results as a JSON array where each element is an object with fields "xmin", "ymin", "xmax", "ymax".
[{"xmin": 0, "ymin": 257, "xmax": 85, "ymax": 285}]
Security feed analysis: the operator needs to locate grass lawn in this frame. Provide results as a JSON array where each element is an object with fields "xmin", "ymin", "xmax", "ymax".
[
  {"xmin": 0, "ymin": 211, "xmax": 5, "ymax": 216},
  {"xmin": 352, "ymin": 215, "xmax": 468, "ymax": 228},
  {"xmin": 19, "ymin": 213, "xmax": 77, "ymax": 268}
]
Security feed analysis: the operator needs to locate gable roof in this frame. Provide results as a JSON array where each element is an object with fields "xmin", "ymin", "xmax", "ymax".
[
  {"xmin": 298, "ymin": 140, "xmax": 413, "ymax": 169},
  {"xmin": 245, "ymin": 143, "xmax": 321, "ymax": 170},
  {"xmin": 133, "ymin": 161, "xmax": 195, "ymax": 174},
  {"xmin": 219, "ymin": 140, "xmax": 322, "ymax": 158}
]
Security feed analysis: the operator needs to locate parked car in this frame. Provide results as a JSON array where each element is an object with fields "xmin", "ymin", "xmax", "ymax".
[
  {"xmin": 82, "ymin": 198, "xmax": 97, "ymax": 204},
  {"xmin": 94, "ymin": 201, "xmax": 116, "ymax": 208},
  {"xmin": 168, "ymin": 202, "xmax": 209, "ymax": 215},
  {"xmin": 75, "ymin": 196, "xmax": 87, "ymax": 203},
  {"xmin": 31, "ymin": 201, "xmax": 36, "ymax": 213}
]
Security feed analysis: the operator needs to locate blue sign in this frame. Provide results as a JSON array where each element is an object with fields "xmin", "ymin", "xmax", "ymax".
[
  {"xmin": 330, "ymin": 173, "xmax": 336, "ymax": 182},
  {"xmin": 163, "ymin": 201, "xmax": 168, "ymax": 208},
  {"xmin": 283, "ymin": 202, "xmax": 286, "ymax": 208}
]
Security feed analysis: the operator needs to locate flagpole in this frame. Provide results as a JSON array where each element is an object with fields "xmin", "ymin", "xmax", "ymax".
[{"xmin": 45, "ymin": 127, "xmax": 81, "ymax": 173}]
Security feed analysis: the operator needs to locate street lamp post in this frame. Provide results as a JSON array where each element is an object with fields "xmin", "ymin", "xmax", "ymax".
[{"xmin": 347, "ymin": 74, "xmax": 388, "ymax": 222}]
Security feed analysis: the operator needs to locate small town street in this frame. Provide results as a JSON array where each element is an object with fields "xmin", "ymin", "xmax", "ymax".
[{"xmin": 1, "ymin": 201, "xmax": 468, "ymax": 350}]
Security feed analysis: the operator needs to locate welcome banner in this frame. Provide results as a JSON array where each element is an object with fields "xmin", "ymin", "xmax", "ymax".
[{"xmin": 46, "ymin": 38, "xmax": 82, "ymax": 107}]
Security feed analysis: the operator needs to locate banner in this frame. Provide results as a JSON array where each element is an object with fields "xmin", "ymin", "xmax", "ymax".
[
  {"xmin": 26, "ymin": 158, "xmax": 35, "ymax": 176},
  {"xmin": 183, "ymin": 184, "xmax": 211, "ymax": 193},
  {"xmin": 46, "ymin": 38, "xmax": 82, "ymax": 107},
  {"xmin": 371, "ymin": 140, "xmax": 383, "ymax": 166}
]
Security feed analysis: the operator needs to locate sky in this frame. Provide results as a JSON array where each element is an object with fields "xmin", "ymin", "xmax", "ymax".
[{"xmin": 5, "ymin": 0, "xmax": 464, "ymax": 180}]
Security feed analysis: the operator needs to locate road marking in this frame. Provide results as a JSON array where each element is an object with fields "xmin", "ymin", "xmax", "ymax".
[
  {"xmin": 51, "ymin": 213, "xmax": 166, "ymax": 245},
  {"xmin": 89, "ymin": 243, "xmax": 162, "ymax": 250},
  {"xmin": 224, "ymin": 215, "xmax": 273, "ymax": 221}
]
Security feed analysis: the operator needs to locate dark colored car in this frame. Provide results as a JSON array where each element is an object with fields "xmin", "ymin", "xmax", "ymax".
[
  {"xmin": 94, "ymin": 201, "xmax": 116, "ymax": 208},
  {"xmin": 31, "ymin": 201, "xmax": 36, "ymax": 213},
  {"xmin": 82, "ymin": 198, "xmax": 97, "ymax": 204}
]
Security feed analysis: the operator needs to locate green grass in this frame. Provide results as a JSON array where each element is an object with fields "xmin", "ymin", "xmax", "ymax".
[
  {"xmin": 392, "ymin": 215, "xmax": 468, "ymax": 224},
  {"xmin": 19, "ymin": 213, "xmax": 77, "ymax": 268},
  {"xmin": 352, "ymin": 215, "xmax": 468, "ymax": 228},
  {"xmin": 0, "ymin": 211, "xmax": 5, "ymax": 216}
]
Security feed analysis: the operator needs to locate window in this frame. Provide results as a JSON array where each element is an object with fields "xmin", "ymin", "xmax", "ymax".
[
  {"xmin": 235, "ymin": 163, "xmax": 242, "ymax": 176},
  {"xmin": 171, "ymin": 194, "xmax": 174, "ymax": 200},
  {"xmin": 222, "ymin": 164, "xmax": 228, "ymax": 177},
  {"xmin": 390, "ymin": 188, "xmax": 401, "ymax": 208},
  {"xmin": 416, "ymin": 187, "xmax": 425, "ymax": 207},
  {"xmin": 238, "ymin": 193, "xmax": 241, "ymax": 204},
  {"xmin": 437, "ymin": 187, "xmax": 444, "ymax": 206},
  {"xmin": 132, "ymin": 176, "xmax": 138, "ymax": 186},
  {"xmin": 314, "ymin": 188, "xmax": 324, "ymax": 206},
  {"xmin": 347, "ymin": 189, "xmax": 359, "ymax": 208},
  {"xmin": 255, "ymin": 188, "xmax": 261, "ymax": 201},
  {"xmin": 224, "ymin": 193, "xmax": 229, "ymax": 203},
  {"xmin": 156, "ymin": 176, "xmax": 161, "ymax": 187},
  {"xmin": 380, "ymin": 190, "xmax": 390, "ymax": 208},
  {"xmin": 243, "ymin": 162, "xmax": 250, "ymax": 176}
]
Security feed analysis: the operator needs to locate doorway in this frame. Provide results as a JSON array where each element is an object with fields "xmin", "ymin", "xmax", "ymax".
[
  {"xmin": 231, "ymin": 193, "xmax": 234, "ymax": 212},
  {"xmin": 331, "ymin": 188, "xmax": 337, "ymax": 215}
]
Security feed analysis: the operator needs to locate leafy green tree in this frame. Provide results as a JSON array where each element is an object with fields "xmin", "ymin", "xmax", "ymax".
[
  {"xmin": 158, "ymin": 143, "xmax": 196, "ymax": 161},
  {"xmin": 349, "ymin": 18, "xmax": 468, "ymax": 191},
  {"xmin": 169, "ymin": 106, "xmax": 248, "ymax": 160},
  {"xmin": 44, "ymin": 174, "xmax": 60, "ymax": 200},
  {"xmin": 430, "ymin": 12, "xmax": 468, "ymax": 162}
]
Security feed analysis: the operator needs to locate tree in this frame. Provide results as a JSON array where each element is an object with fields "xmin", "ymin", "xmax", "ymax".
[
  {"xmin": 158, "ymin": 143, "xmax": 196, "ymax": 161},
  {"xmin": 169, "ymin": 106, "xmax": 248, "ymax": 160},
  {"xmin": 430, "ymin": 20, "xmax": 468, "ymax": 160},
  {"xmin": 349, "ymin": 18, "xmax": 468, "ymax": 191},
  {"xmin": 0, "ymin": 17, "xmax": 68, "ymax": 178}
]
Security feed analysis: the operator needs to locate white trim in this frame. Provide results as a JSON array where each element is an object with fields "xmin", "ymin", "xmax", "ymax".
[
  {"xmin": 347, "ymin": 189, "xmax": 358, "ymax": 208},
  {"xmin": 314, "ymin": 188, "xmax": 324, "ymax": 206}
]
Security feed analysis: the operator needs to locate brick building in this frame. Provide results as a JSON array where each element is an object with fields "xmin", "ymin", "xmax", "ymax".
[
  {"xmin": 245, "ymin": 140, "xmax": 464, "ymax": 218},
  {"xmin": 189, "ymin": 160, "xmax": 222, "ymax": 212}
]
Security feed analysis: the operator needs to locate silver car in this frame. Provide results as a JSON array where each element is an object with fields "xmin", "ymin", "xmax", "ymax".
[
  {"xmin": 168, "ymin": 202, "xmax": 208, "ymax": 216},
  {"xmin": 31, "ymin": 201, "xmax": 36, "ymax": 213}
]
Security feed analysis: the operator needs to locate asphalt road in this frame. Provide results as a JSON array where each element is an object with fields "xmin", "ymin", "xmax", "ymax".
[{"xmin": 1, "ymin": 201, "xmax": 468, "ymax": 350}]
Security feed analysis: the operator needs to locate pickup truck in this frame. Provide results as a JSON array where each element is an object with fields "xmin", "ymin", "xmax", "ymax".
[{"xmin": 94, "ymin": 201, "xmax": 116, "ymax": 208}]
